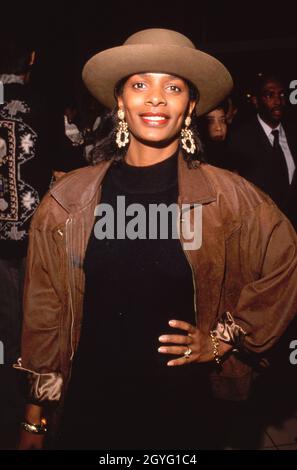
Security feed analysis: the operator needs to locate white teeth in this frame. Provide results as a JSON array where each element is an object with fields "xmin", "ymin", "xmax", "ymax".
[{"xmin": 142, "ymin": 116, "xmax": 166, "ymax": 121}]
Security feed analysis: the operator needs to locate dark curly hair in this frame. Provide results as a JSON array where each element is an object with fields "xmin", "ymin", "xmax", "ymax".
[{"xmin": 88, "ymin": 75, "xmax": 205, "ymax": 168}]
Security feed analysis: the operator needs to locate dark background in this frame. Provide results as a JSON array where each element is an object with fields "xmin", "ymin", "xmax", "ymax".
[{"xmin": 2, "ymin": 1, "xmax": 297, "ymax": 119}]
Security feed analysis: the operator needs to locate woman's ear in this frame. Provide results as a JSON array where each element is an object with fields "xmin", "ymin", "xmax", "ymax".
[
  {"xmin": 188, "ymin": 100, "xmax": 197, "ymax": 116},
  {"xmin": 117, "ymin": 96, "xmax": 124, "ymax": 110}
]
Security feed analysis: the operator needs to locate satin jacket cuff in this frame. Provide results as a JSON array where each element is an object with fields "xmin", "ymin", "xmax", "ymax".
[
  {"xmin": 211, "ymin": 311, "xmax": 247, "ymax": 350},
  {"xmin": 13, "ymin": 358, "xmax": 63, "ymax": 403}
]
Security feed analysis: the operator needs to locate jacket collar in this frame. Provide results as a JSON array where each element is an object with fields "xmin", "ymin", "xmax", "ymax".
[
  {"xmin": 50, "ymin": 152, "xmax": 216, "ymax": 213},
  {"xmin": 177, "ymin": 152, "xmax": 216, "ymax": 205}
]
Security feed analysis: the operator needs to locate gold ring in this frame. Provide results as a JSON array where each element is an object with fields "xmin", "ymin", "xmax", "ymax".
[{"xmin": 183, "ymin": 346, "xmax": 192, "ymax": 358}]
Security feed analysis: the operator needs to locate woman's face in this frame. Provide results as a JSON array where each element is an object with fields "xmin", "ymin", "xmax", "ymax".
[
  {"xmin": 117, "ymin": 73, "xmax": 196, "ymax": 145},
  {"xmin": 206, "ymin": 108, "xmax": 227, "ymax": 141}
]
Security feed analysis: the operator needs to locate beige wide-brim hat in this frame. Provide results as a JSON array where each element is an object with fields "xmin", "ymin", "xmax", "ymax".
[{"xmin": 82, "ymin": 28, "xmax": 233, "ymax": 116}]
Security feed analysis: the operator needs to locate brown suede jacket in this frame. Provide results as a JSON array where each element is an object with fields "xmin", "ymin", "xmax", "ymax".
[{"xmin": 15, "ymin": 152, "xmax": 297, "ymax": 412}]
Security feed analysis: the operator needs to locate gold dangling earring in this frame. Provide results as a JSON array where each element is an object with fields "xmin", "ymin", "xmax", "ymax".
[
  {"xmin": 181, "ymin": 116, "xmax": 196, "ymax": 154},
  {"xmin": 116, "ymin": 109, "xmax": 129, "ymax": 148}
]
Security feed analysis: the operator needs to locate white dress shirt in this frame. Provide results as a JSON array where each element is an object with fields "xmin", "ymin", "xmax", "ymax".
[{"xmin": 257, "ymin": 114, "xmax": 295, "ymax": 184}]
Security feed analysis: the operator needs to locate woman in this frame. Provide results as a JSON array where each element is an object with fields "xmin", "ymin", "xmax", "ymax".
[
  {"xmin": 199, "ymin": 101, "xmax": 232, "ymax": 170},
  {"xmin": 205, "ymin": 102, "xmax": 228, "ymax": 143},
  {"xmin": 17, "ymin": 29, "xmax": 297, "ymax": 450}
]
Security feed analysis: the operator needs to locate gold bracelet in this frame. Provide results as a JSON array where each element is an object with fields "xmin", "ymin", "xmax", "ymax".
[
  {"xmin": 209, "ymin": 331, "xmax": 222, "ymax": 366},
  {"xmin": 21, "ymin": 417, "xmax": 48, "ymax": 435}
]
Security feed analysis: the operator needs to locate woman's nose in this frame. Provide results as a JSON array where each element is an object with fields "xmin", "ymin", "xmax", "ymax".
[{"xmin": 145, "ymin": 90, "xmax": 166, "ymax": 106}]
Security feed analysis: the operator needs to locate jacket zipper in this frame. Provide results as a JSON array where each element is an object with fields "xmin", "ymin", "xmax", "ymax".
[
  {"xmin": 63, "ymin": 185, "xmax": 102, "ymax": 364},
  {"xmin": 65, "ymin": 216, "xmax": 75, "ymax": 361},
  {"xmin": 179, "ymin": 205, "xmax": 198, "ymax": 327}
]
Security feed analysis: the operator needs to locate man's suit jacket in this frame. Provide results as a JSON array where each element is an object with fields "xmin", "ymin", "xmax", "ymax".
[{"xmin": 227, "ymin": 116, "xmax": 297, "ymax": 229}]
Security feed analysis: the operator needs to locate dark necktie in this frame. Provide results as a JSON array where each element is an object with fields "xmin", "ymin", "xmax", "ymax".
[{"xmin": 271, "ymin": 129, "xmax": 289, "ymax": 186}]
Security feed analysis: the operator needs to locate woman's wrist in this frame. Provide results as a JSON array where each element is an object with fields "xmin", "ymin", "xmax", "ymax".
[
  {"xmin": 21, "ymin": 418, "xmax": 48, "ymax": 435},
  {"xmin": 209, "ymin": 333, "xmax": 233, "ymax": 365},
  {"xmin": 22, "ymin": 405, "xmax": 48, "ymax": 435},
  {"xmin": 209, "ymin": 331, "xmax": 221, "ymax": 365}
]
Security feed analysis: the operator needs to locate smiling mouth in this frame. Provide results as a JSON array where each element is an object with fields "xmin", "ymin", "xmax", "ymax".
[{"xmin": 139, "ymin": 114, "xmax": 170, "ymax": 126}]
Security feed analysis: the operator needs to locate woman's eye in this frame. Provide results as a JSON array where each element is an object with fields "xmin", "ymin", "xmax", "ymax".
[
  {"xmin": 132, "ymin": 82, "xmax": 146, "ymax": 89},
  {"xmin": 167, "ymin": 85, "xmax": 181, "ymax": 92}
]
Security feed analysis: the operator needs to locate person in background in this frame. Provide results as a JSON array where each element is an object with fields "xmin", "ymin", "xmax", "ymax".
[
  {"xmin": 199, "ymin": 100, "xmax": 231, "ymax": 169},
  {"xmin": 206, "ymin": 102, "xmax": 228, "ymax": 142},
  {"xmin": 52, "ymin": 96, "xmax": 88, "ymax": 173},
  {"xmin": 0, "ymin": 35, "xmax": 54, "ymax": 447},
  {"xmin": 228, "ymin": 74, "xmax": 297, "ymax": 229}
]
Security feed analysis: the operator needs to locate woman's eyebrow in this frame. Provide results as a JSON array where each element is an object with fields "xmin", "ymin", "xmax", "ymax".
[
  {"xmin": 163, "ymin": 75, "xmax": 183, "ymax": 82},
  {"xmin": 135, "ymin": 73, "xmax": 181, "ymax": 80}
]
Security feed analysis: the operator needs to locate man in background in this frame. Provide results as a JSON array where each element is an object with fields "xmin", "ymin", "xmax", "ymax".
[{"xmin": 228, "ymin": 74, "xmax": 297, "ymax": 229}]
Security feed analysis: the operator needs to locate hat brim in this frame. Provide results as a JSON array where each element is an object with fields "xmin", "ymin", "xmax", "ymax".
[{"xmin": 82, "ymin": 44, "xmax": 233, "ymax": 116}]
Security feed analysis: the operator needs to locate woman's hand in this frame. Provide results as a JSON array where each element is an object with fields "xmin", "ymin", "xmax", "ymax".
[
  {"xmin": 18, "ymin": 404, "xmax": 45, "ymax": 450},
  {"xmin": 158, "ymin": 319, "xmax": 232, "ymax": 366},
  {"xmin": 18, "ymin": 429, "xmax": 45, "ymax": 450}
]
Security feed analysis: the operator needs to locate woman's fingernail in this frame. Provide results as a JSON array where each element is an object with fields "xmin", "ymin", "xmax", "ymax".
[{"xmin": 158, "ymin": 347, "xmax": 166, "ymax": 352}]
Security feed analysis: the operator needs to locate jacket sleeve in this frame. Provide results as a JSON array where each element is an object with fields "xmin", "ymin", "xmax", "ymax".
[
  {"xmin": 232, "ymin": 200, "xmax": 297, "ymax": 353},
  {"xmin": 14, "ymin": 206, "xmax": 63, "ymax": 403}
]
